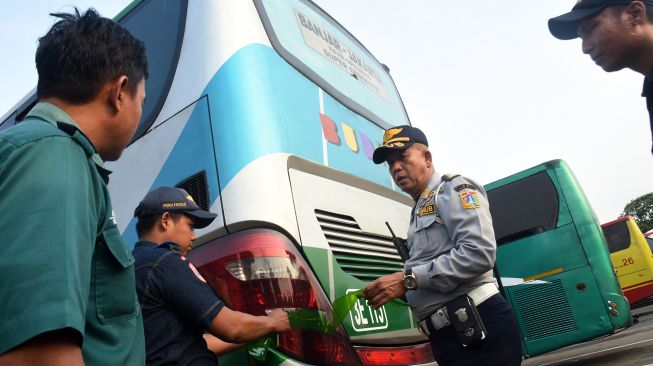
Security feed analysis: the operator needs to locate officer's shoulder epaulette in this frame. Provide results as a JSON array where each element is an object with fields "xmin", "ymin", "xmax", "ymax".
[
  {"xmin": 449, "ymin": 174, "xmax": 479, "ymax": 192},
  {"xmin": 441, "ymin": 174, "xmax": 479, "ymax": 192},
  {"xmin": 435, "ymin": 174, "xmax": 461, "ymax": 195},
  {"xmin": 441, "ymin": 173, "xmax": 461, "ymax": 182}
]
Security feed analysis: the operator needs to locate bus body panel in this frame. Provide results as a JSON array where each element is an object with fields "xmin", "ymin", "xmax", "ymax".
[
  {"xmin": 496, "ymin": 223, "xmax": 588, "ymax": 280},
  {"xmin": 288, "ymin": 159, "xmax": 425, "ymax": 343},
  {"xmin": 504, "ymin": 267, "xmax": 613, "ymax": 356},
  {"xmin": 107, "ymin": 97, "xmax": 225, "ymax": 246},
  {"xmin": 486, "ymin": 159, "xmax": 631, "ymax": 357},
  {"xmin": 147, "ymin": 0, "xmax": 272, "ymax": 131},
  {"xmin": 602, "ymin": 216, "xmax": 653, "ymax": 304},
  {"xmin": 552, "ymin": 162, "xmax": 630, "ymax": 328}
]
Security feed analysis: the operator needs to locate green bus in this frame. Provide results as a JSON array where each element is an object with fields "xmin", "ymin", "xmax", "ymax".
[{"xmin": 485, "ymin": 159, "xmax": 632, "ymax": 357}]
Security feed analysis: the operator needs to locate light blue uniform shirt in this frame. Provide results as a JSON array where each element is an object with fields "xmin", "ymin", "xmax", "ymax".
[{"xmin": 405, "ymin": 172, "xmax": 497, "ymax": 320}]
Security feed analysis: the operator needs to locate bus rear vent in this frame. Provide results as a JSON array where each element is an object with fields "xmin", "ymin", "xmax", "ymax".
[
  {"xmin": 513, "ymin": 279, "xmax": 577, "ymax": 340},
  {"xmin": 176, "ymin": 171, "xmax": 210, "ymax": 211},
  {"xmin": 315, "ymin": 209, "xmax": 403, "ymax": 282}
]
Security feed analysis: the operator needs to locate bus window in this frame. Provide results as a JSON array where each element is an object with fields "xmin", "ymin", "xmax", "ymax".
[
  {"xmin": 602, "ymin": 219, "xmax": 630, "ymax": 253},
  {"xmin": 254, "ymin": 0, "xmax": 408, "ymax": 128},
  {"xmin": 0, "ymin": 94, "xmax": 37, "ymax": 132},
  {"xmin": 602, "ymin": 216, "xmax": 653, "ymax": 305},
  {"xmin": 488, "ymin": 171, "xmax": 559, "ymax": 245},
  {"xmin": 0, "ymin": 114, "xmax": 14, "ymax": 132},
  {"xmin": 486, "ymin": 159, "xmax": 631, "ymax": 357},
  {"xmin": 117, "ymin": 0, "xmax": 187, "ymax": 142}
]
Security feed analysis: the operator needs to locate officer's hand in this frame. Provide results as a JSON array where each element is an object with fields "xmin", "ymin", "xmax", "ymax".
[
  {"xmin": 361, "ymin": 271, "xmax": 406, "ymax": 310},
  {"xmin": 265, "ymin": 308, "xmax": 291, "ymax": 333}
]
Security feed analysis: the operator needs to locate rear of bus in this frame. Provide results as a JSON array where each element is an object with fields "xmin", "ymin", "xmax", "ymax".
[
  {"xmin": 601, "ymin": 216, "xmax": 653, "ymax": 305},
  {"xmin": 485, "ymin": 159, "xmax": 631, "ymax": 357},
  {"xmin": 87, "ymin": 1, "xmax": 429, "ymax": 365}
]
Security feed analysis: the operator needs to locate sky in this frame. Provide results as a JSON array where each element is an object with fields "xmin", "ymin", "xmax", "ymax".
[{"xmin": 1, "ymin": 0, "xmax": 651, "ymax": 224}]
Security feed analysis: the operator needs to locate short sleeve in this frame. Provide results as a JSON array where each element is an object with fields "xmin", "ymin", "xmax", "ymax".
[
  {"xmin": 0, "ymin": 136, "xmax": 97, "ymax": 354},
  {"xmin": 154, "ymin": 253, "xmax": 224, "ymax": 329}
]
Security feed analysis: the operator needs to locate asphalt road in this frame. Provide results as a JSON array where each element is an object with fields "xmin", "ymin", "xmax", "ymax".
[{"xmin": 522, "ymin": 303, "xmax": 653, "ymax": 366}]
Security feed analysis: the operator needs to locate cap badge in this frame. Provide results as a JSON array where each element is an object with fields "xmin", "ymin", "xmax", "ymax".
[
  {"xmin": 186, "ymin": 194, "xmax": 195, "ymax": 203},
  {"xmin": 382, "ymin": 128, "xmax": 410, "ymax": 147},
  {"xmin": 383, "ymin": 128, "xmax": 403, "ymax": 144}
]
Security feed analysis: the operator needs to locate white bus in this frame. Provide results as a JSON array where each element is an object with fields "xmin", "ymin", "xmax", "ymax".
[{"xmin": 2, "ymin": 1, "xmax": 434, "ymax": 365}]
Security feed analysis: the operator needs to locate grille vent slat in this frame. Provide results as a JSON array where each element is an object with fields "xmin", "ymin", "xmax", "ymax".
[
  {"xmin": 176, "ymin": 171, "xmax": 210, "ymax": 211},
  {"xmin": 326, "ymin": 237, "xmax": 399, "ymax": 254},
  {"xmin": 331, "ymin": 247, "xmax": 401, "ymax": 261},
  {"xmin": 513, "ymin": 279, "xmax": 577, "ymax": 340},
  {"xmin": 315, "ymin": 209, "xmax": 403, "ymax": 281},
  {"xmin": 315, "ymin": 212, "xmax": 358, "ymax": 227},
  {"xmin": 322, "ymin": 229, "xmax": 397, "ymax": 248}
]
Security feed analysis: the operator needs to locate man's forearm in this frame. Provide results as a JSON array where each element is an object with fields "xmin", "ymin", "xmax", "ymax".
[
  {"xmin": 0, "ymin": 329, "xmax": 83, "ymax": 366},
  {"xmin": 209, "ymin": 307, "xmax": 289, "ymax": 343}
]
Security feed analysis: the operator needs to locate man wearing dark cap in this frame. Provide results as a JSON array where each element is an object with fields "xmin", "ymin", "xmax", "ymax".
[
  {"xmin": 132, "ymin": 186, "xmax": 290, "ymax": 366},
  {"xmin": 549, "ymin": 0, "xmax": 653, "ymax": 155},
  {"xmin": 362, "ymin": 126, "xmax": 522, "ymax": 366}
]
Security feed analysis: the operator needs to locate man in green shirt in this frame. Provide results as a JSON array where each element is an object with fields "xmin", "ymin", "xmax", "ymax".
[{"xmin": 0, "ymin": 8, "xmax": 148, "ymax": 366}]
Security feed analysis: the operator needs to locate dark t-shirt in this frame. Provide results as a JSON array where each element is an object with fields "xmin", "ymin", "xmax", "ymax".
[
  {"xmin": 133, "ymin": 241, "xmax": 224, "ymax": 366},
  {"xmin": 641, "ymin": 71, "xmax": 653, "ymax": 155}
]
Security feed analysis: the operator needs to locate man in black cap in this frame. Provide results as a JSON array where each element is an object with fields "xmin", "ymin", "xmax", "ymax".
[
  {"xmin": 132, "ymin": 186, "xmax": 290, "ymax": 365},
  {"xmin": 549, "ymin": 0, "xmax": 653, "ymax": 155},
  {"xmin": 362, "ymin": 126, "xmax": 522, "ymax": 366}
]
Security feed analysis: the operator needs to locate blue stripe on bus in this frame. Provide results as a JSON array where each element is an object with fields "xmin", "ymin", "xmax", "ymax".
[
  {"xmin": 122, "ymin": 44, "xmax": 397, "ymax": 246},
  {"xmin": 205, "ymin": 44, "xmax": 393, "ymax": 190}
]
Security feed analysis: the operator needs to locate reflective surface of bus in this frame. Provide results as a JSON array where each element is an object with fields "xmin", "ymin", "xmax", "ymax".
[{"xmin": 485, "ymin": 159, "xmax": 632, "ymax": 357}]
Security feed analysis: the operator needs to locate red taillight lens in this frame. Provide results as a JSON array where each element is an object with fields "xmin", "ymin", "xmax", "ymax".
[
  {"xmin": 356, "ymin": 343, "xmax": 435, "ymax": 366},
  {"xmin": 189, "ymin": 229, "xmax": 361, "ymax": 366}
]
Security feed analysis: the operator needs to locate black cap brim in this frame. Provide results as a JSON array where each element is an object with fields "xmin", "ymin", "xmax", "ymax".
[
  {"xmin": 548, "ymin": 7, "xmax": 605, "ymax": 40},
  {"xmin": 372, "ymin": 141, "xmax": 414, "ymax": 164},
  {"xmin": 185, "ymin": 209, "xmax": 218, "ymax": 229}
]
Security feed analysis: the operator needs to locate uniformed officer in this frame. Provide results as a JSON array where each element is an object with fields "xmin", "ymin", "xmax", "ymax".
[
  {"xmin": 362, "ymin": 126, "xmax": 522, "ymax": 366},
  {"xmin": 132, "ymin": 186, "xmax": 290, "ymax": 366},
  {"xmin": 0, "ymin": 9, "xmax": 147, "ymax": 366}
]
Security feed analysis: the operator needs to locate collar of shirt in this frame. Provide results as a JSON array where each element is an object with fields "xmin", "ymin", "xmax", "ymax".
[
  {"xmin": 412, "ymin": 172, "xmax": 440, "ymax": 203},
  {"xmin": 641, "ymin": 66, "xmax": 653, "ymax": 97},
  {"xmin": 430, "ymin": 172, "xmax": 443, "ymax": 190},
  {"xmin": 25, "ymin": 102, "xmax": 111, "ymax": 179},
  {"xmin": 134, "ymin": 240, "xmax": 182, "ymax": 253}
]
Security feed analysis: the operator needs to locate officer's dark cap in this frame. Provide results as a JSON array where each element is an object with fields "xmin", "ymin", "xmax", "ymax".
[
  {"xmin": 134, "ymin": 187, "xmax": 217, "ymax": 229},
  {"xmin": 372, "ymin": 125, "xmax": 428, "ymax": 164},
  {"xmin": 548, "ymin": 0, "xmax": 653, "ymax": 40}
]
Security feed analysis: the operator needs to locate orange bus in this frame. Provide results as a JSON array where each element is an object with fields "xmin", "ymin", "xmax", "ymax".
[{"xmin": 601, "ymin": 216, "xmax": 653, "ymax": 304}]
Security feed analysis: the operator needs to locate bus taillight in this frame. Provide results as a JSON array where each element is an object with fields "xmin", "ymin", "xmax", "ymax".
[
  {"xmin": 189, "ymin": 228, "xmax": 361, "ymax": 366},
  {"xmin": 355, "ymin": 343, "xmax": 435, "ymax": 365}
]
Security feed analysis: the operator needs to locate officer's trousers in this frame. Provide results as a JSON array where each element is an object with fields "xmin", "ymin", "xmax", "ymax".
[{"xmin": 426, "ymin": 293, "xmax": 522, "ymax": 366}]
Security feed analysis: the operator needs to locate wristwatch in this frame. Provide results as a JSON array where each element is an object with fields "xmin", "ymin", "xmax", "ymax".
[{"xmin": 403, "ymin": 268, "xmax": 417, "ymax": 290}]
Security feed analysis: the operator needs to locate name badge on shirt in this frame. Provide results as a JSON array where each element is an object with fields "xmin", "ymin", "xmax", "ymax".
[{"xmin": 417, "ymin": 204, "xmax": 435, "ymax": 217}]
